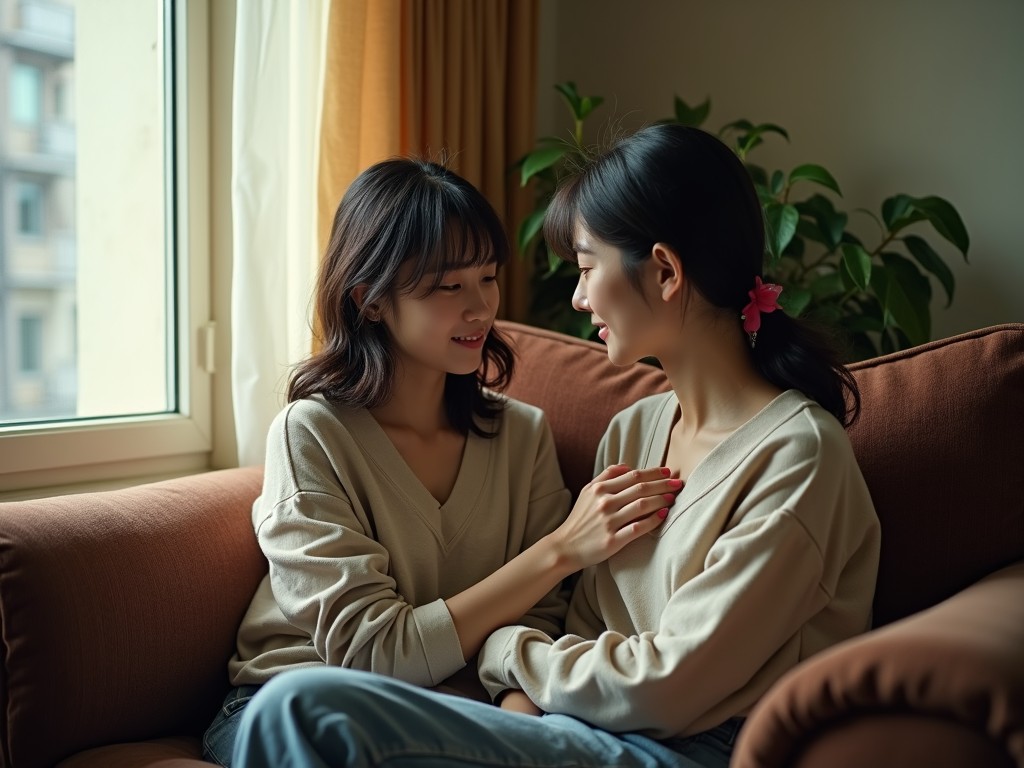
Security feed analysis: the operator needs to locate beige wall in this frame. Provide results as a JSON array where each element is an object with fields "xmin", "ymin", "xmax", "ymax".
[{"xmin": 537, "ymin": 0, "xmax": 1024, "ymax": 339}]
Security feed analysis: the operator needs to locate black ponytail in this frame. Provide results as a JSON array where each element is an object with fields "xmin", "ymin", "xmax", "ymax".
[
  {"xmin": 751, "ymin": 311, "xmax": 860, "ymax": 426},
  {"xmin": 544, "ymin": 122, "xmax": 860, "ymax": 426}
]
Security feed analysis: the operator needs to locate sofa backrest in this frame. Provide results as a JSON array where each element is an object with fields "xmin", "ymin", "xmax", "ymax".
[
  {"xmin": 499, "ymin": 321, "xmax": 1024, "ymax": 628},
  {"xmin": 0, "ymin": 467, "xmax": 266, "ymax": 768},
  {"xmin": 846, "ymin": 323, "xmax": 1024, "ymax": 626}
]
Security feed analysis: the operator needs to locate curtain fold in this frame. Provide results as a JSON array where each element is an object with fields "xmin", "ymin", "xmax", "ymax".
[
  {"xmin": 231, "ymin": 1, "xmax": 330, "ymax": 466},
  {"xmin": 318, "ymin": 0, "xmax": 539, "ymax": 325}
]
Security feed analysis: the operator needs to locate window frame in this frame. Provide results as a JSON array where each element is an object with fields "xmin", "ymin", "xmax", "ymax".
[{"xmin": 0, "ymin": 0, "xmax": 213, "ymax": 498}]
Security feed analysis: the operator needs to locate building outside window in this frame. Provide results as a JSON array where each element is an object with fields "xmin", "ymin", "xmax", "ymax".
[
  {"xmin": 18, "ymin": 313, "xmax": 42, "ymax": 372},
  {"xmin": 0, "ymin": 0, "xmax": 211, "ymax": 495},
  {"xmin": 15, "ymin": 180, "xmax": 44, "ymax": 235}
]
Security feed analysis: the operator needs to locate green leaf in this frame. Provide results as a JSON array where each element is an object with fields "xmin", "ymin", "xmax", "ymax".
[
  {"xmin": 788, "ymin": 164, "xmax": 842, "ymax": 196},
  {"xmin": 795, "ymin": 194, "xmax": 847, "ymax": 249},
  {"xmin": 881, "ymin": 193, "xmax": 925, "ymax": 232},
  {"xmin": 764, "ymin": 203, "xmax": 799, "ymax": 264},
  {"xmin": 516, "ymin": 208, "xmax": 547, "ymax": 255},
  {"xmin": 902, "ymin": 234, "xmax": 956, "ymax": 307},
  {"xmin": 578, "ymin": 95, "xmax": 605, "ymax": 120},
  {"xmin": 554, "ymin": 82, "xmax": 581, "ymax": 116},
  {"xmin": 908, "ymin": 195, "xmax": 970, "ymax": 257},
  {"xmin": 769, "ymin": 170, "xmax": 785, "ymax": 196},
  {"xmin": 810, "ymin": 271, "xmax": 844, "ymax": 299},
  {"xmin": 844, "ymin": 314, "xmax": 885, "ymax": 333},
  {"xmin": 746, "ymin": 163, "xmax": 768, "ymax": 187},
  {"xmin": 520, "ymin": 146, "xmax": 567, "ymax": 186},
  {"xmin": 778, "ymin": 286, "xmax": 812, "ymax": 317},
  {"xmin": 840, "ymin": 243, "xmax": 872, "ymax": 291},
  {"xmin": 673, "ymin": 95, "xmax": 711, "ymax": 127},
  {"xmin": 881, "ymin": 194, "xmax": 913, "ymax": 229},
  {"xmin": 872, "ymin": 253, "xmax": 932, "ymax": 346},
  {"xmin": 545, "ymin": 246, "xmax": 564, "ymax": 276}
]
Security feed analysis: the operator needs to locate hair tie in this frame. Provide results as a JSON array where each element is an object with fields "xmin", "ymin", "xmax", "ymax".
[{"xmin": 740, "ymin": 277, "xmax": 783, "ymax": 348}]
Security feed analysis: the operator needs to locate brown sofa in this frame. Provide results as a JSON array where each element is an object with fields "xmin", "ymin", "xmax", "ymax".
[{"xmin": 1, "ymin": 320, "xmax": 1022, "ymax": 768}]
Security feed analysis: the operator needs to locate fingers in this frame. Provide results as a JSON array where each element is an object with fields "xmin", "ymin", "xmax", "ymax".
[
  {"xmin": 596, "ymin": 465, "xmax": 674, "ymax": 495},
  {"xmin": 612, "ymin": 507, "xmax": 669, "ymax": 547}
]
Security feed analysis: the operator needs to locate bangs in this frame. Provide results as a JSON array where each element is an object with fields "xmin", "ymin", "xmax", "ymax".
[
  {"xmin": 399, "ymin": 201, "xmax": 510, "ymax": 296},
  {"xmin": 542, "ymin": 174, "xmax": 584, "ymax": 264}
]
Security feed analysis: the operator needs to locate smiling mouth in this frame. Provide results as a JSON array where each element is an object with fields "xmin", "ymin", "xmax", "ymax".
[{"xmin": 452, "ymin": 330, "xmax": 488, "ymax": 348}]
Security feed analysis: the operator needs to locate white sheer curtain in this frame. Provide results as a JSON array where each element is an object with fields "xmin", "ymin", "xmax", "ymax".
[{"xmin": 231, "ymin": 1, "xmax": 330, "ymax": 466}]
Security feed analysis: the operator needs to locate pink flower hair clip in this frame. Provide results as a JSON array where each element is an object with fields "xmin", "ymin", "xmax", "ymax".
[{"xmin": 740, "ymin": 276, "xmax": 783, "ymax": 348}]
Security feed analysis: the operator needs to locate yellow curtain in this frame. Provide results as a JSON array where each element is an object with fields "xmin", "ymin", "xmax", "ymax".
[{"xmin": 317, "ymin": 0, "xmax": 538, "ymax": 325}]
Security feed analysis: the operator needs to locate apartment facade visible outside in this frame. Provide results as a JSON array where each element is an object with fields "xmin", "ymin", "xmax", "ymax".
[{"xmin": 0, "ymin": 0, "xmax": 76, "ymax": 423}]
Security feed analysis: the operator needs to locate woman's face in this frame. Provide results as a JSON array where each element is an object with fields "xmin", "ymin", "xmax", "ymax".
[
  {"xmin": 382, "ymin": 259, "xmax": 500, "ymax": 381},
  {"xmin": 571, "ymin": 222, "xmax": 656, "ymax": 366}
]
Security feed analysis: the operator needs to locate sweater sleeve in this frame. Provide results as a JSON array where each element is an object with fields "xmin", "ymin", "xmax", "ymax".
[
  {"xmin": 255, "ymin": 405, "xmax": 465, "ymax": 687},
  {"xmin": 258, "ymin": 492, "xmax": 465, "ymax": 687},
  {"xmin": 480, "ymin": 508, "xmax": 828, "ymax": 735}
]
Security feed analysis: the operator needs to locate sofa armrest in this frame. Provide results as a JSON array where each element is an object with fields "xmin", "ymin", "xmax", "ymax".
[
  {"xmin": 733, "ymin": 561, "xmax": 1024, "ymax": 768},
  {"xmin": 0, "ymin": 468, "xmax": 266, "ymax": 768}
]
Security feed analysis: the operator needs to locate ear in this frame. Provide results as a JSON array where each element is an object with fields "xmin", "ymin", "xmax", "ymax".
[
  {"xmin": 351, "ymin": 284, "xmax": 380, "ymax": 321},
  {"xmin": 649, "ymin": 243, "xmax": 685, "ymax": 302}
]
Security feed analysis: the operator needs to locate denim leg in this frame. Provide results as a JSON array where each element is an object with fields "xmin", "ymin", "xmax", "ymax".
[
  {"xmin": 202, "ymin": 684, "xmax": 262, "ymax": 767},
  {"xmin": 233, "ymin": 667, "xmax": 732, "ymax": 768}
]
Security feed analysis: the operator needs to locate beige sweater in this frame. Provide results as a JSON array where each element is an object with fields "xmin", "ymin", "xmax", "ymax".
[
  {"xmin": 229, "ymin": 393, "xmax": 571, "ymax": 695},
  {"xmin": 479, "ymin": 389, "xmax": 880, "ymax": 738}
]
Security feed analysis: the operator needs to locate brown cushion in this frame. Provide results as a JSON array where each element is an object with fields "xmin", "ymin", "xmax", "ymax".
[
  {"xmin": 847, "ymin": 323, "xmax": 1024, "ymax": 625},
  {"xmin": 497, "ymin": 321, "xmax": 671, "ymax": 497},
  {"xmin": 0, "ymin": 468, "xmax": 265, "ymax": 768},
  {"xmin": 55, "ymin": 737, "xmax": 205, "ymax": 768},
  {"xmin": 732, "ymin": 561, "xmax": 1024, "ymax": 768}
]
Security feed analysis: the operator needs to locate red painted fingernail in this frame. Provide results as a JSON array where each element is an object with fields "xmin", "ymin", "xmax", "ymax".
[
  {"xmin": 662, "ymin": 493, "xmax": 676, "ymax": 503},
  {"xmin": 657, "ymin": 509, "xmax": 669, "ymax": 519},
  {"xmin": 660, "ymin": 467, "xmax": 671, "ymax": 476},
  {"xmin": 666, "ymin": 478, "xmax": 683, "ymax": 489}
]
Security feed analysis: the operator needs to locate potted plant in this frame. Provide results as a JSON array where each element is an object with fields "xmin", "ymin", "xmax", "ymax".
[{"xmin": 516, "ymin": 82, "xmax": 969, "ymax": 361}]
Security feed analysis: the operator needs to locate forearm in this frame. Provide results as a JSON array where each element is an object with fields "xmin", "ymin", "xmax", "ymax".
[{"xmin": 446, "ymin": 533, "xmax": 574, "ymax": 661}]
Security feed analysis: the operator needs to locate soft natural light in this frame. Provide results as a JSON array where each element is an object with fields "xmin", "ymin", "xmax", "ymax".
[
  {"xmin": 0, "ymin": 0, "xmax": 212, "ymax": 497},
  {"xmin": 0, "ymin": 0, "xmax": 172, "ymax": 426}
]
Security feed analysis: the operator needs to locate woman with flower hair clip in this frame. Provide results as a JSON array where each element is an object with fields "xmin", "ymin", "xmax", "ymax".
[{"xmin": 232, "ymin": 125, "xmax": 881, "ymax": 768}]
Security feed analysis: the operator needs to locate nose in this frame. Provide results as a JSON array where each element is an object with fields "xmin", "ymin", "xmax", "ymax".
[
  {"xmin": 572, "ymin": 278, "xmax": 590, "ymax": 312},
  {"xmin": 464, "ymin": 280, "xmax": 496, "ymax": 321}
]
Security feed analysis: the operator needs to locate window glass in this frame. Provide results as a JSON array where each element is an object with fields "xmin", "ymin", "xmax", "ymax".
[
  {"xmin": 18, "ymin": 315, "xmax": 43, "ymax": 373},
  {"xmin": 0, "ymin": 0, "xmax": 172, "ymax": 424},
  {"xmin": 10, "ymin": 62, "xmax": 42, "ymax": 124},
  {"xmin": 16, "ymin": 181, "xmax": 44, "ymax": 235}
]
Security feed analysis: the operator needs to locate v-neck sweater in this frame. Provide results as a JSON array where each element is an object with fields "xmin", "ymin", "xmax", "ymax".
[
  {"xmin": 479, "ymin": 389, "xmax": 880, "ymax": 738},
  {"xmin": 228, "ymin": 393, "xmax": 571, "ymax": 692}
]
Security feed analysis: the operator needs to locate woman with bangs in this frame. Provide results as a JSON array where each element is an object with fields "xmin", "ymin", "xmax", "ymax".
[
  {"xmin": 231, "ymin": 129, "xmax": 880, "ymax": 768},
  {"xmin": 201, "ymin": 157, "xmax": 678, "ymax": 766}
]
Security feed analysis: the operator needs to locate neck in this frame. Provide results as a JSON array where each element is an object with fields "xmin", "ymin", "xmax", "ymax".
[
  {"xmin": 370, "ymin": 362, "xmax": 450, "ymax": 435},
  {"xmin": 658, "ymin": 320, "xmax": 781, "ymax": 436}
]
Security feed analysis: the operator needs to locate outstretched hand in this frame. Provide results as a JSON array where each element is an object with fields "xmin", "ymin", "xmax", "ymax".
[{"xmin": 549, "ymin": 464, "xmax": 679, "ymax": 571}]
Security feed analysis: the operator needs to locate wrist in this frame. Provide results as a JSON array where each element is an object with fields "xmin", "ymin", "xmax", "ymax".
[{"xmin": 539, "ymin": 530, "xmax": 581, "ymax": 577}]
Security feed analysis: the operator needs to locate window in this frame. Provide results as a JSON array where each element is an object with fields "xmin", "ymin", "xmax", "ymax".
[
  {"xmin": 18, "ymin": 316, "xmax": 44, "ymax": 373},
  {"xmin": 10, "ymin": 62, "xmax": 42, "ymax": 124},
  {"xmin": 16, "ymin": 181, "xmax": 44, "ymax": 236},
  {"xmin": 0, "ymin": 0, "xmax": 213, "ymax": 496}
]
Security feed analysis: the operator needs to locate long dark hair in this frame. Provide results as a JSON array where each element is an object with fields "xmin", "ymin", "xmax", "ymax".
[
  {"xmin": 545, "ymin": 123, "xmax": 860, "ymax": 425},
  {"xmin": 289, "ymin": 157, "xmax": 515, "ymax": 436}
]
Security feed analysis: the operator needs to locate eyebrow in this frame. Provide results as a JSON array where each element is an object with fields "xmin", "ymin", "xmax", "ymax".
[{"xmin": 573, "ymin": 241, "xmax": 595, "ymax": 255}]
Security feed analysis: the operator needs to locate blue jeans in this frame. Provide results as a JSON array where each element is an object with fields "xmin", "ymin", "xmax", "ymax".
[
  {"xmin": 233, "ymin": 668, "xmax": 741, "ymax": 768},
  {"xmin": 203, "ymin": 684, "xmax": 263, "ymax": 766}
]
